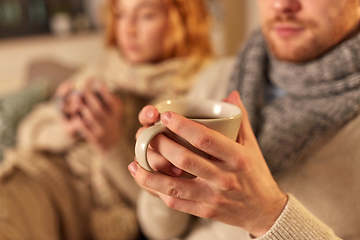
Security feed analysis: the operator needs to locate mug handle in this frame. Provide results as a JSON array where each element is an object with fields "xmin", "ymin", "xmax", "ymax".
[{"xmin": 135, "ymin": 121, "xmax": 171, "ymax": 172}]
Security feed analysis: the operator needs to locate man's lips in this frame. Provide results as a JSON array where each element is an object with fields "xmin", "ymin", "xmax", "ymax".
[{"xmin": 273, "ymin": 24, "xmax": 305, "ymax": 38}]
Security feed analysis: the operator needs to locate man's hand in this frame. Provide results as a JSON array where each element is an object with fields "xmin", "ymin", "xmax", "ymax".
[{"xmin": 129, "ymin": 91, "xmax": 287, "ymax": 237}]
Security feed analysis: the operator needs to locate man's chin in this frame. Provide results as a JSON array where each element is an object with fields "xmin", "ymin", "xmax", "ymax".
[
  {"xmin": 267, "ymin": 40, "xmax": 320, "ymax": 63},
  {"xmin": 265, "ymin": 33, "xmax": 311, "ymax": 62},
  {"xmin": 271, "ymin": 51, "xmax": 316, "ymax": 63}
]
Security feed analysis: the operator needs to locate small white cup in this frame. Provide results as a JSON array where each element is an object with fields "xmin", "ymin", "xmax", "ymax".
[{"xmin": 135, "ymin": 99, "xmax": 242, "ymax": 174}]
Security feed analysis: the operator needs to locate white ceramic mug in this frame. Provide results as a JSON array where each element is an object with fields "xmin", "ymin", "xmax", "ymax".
[{"xmin": 135, "ymin": 98, "xmax": 242, "ymax": 173}]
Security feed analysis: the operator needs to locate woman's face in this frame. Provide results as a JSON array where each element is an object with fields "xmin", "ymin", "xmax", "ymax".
[{"xmin": 114, "ymin": 0, "xmax": 168, "ymax": 64}]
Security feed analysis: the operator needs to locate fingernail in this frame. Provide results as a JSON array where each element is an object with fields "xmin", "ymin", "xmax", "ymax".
[
  {"xmin": 146, "ymin": 109, "xmax": 155, "ymax": 119},
  {"xmin": 128, "ymin": 162, "xmax": 138, "ymax": 176},
  {"xmin": 162, "ymin": 112, "xmax": 171, "ymax": 124},
  {"xmin": 170, "ymin": 165, "xmax": 182, "ymax": 176}
]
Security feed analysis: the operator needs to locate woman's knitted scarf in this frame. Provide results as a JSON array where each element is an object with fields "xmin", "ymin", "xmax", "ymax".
[
  {"xmin": 228, "ymin": 30, "xmax": 360, "ymax": 174},
  {"xmin": 93, "ymin": 49, "xmax": 203, "ymax": 101}
]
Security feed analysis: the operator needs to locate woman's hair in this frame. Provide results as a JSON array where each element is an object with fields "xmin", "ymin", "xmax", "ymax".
[{"xmin": 104, "ymin": 0, "xmax": 214, "ymax": 62}]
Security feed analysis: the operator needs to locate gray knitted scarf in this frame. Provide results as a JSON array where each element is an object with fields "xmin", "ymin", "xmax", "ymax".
[{"xmin": 228, "ymin": 30, "xmax": 360, "ymax": 174}]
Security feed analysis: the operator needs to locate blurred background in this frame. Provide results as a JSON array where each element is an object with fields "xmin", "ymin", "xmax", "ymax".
[{"xmin": 0, "ymin": 0, "xmax": 259, "ymax": 96}]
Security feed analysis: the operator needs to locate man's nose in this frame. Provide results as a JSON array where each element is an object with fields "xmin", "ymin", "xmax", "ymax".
[{"xmin": 272, "ymin": 0, "xmax": 301, "ymax": 14}]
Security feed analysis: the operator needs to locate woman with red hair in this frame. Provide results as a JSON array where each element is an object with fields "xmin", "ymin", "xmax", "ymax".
[{"xmin": 0, "ymin": 0, "xmax": 230, "ymax": 239}]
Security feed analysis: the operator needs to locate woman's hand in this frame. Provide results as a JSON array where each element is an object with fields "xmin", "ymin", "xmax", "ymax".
[
  {"xmin": 55, "ymin": 81, "xmax": 83, "ymax": 139},
  {"xmin": 76, "ymin": 83, "xmax": 124, "ymax": 152},
  {"xmin": 55, "ymin": 81, "xmax": 77, "ymax": 118},
  {"xmin": 57, "ymin": 81, "xmax": 124, "ymax": 153},
  {"xmin": 129, "ymin": 91, "xmax": 287, "ymax": 237}
]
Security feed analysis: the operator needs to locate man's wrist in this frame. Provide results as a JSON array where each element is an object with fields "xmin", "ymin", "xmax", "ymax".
[{"xmin": 249, "ymin": 193, "xmax": 288, "ymax": 237}]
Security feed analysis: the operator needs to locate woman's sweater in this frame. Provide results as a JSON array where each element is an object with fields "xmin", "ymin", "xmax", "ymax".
[{"xmin": 0, "ymin": 50, "xmax": 209, "ymax": 239}]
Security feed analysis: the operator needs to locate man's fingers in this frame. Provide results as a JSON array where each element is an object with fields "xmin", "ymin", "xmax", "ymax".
[
  {"xmin": 149, "ymin": 129, "xmax": 220, "ymax": 180},
  {"xmin": 144, "ymin": 147, "xmax": 183, "ymax": 177},
  {"xmin": 223, "ymin": 91, "xmax": 259, "ymax": 149},
  {"xmin": 160, "ymin": 112, "xmax": 244, "ymax": 167},
  {"xmin": 157, "ymin": 193, "xmax": 210, "ymax": 219},
  {"xmin": 129, "ymin": 162, "xmax": 210, "ymax": 202},
  {"xmin": 130, "ymin": 162, "xmax": 218, "ymax": 219},
  {"xmin": 138, "ymin": 105, "xmax": 160, "ymax": 126},
  {"xmin": 136, "ymin": 126, "xmax": 184, "ymax": 176}
]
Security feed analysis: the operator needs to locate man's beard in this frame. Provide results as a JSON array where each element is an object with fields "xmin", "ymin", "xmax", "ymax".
[{"xmin": 262, "ymin": 15, "xmax": 339, "ymax": 63}]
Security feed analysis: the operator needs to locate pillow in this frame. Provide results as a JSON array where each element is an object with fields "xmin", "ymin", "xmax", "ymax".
[{"xmin": 0, "ymin": 59, "xmax": 78, "ymax": 162}]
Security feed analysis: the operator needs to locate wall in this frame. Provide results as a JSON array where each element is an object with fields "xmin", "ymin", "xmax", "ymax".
[
  {"xmin": 222, "ymin": 0, "xmax": 259, "ymax": 56},
  {"xmin": 0, "ymin": 33, "xmax": 104, "ymax": 96}
]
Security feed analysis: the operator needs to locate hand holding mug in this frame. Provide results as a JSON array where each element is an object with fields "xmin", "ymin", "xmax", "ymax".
[
  {"xmin": 129, "ymin": 91, "xmax": 287, "ymax": 237},
  {"xmin": 56, "ymin": 81, "xmax": 124, "ymax": 152},
  {"xmin": 74, "ymin": 84, "xmax": 124, "ymax": 152},
  {"xmin": 135, "ymin": 97, "xmax": 242, "ymax": 177}
]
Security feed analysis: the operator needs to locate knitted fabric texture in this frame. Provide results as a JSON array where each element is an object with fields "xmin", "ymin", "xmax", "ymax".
[
  {"xmin": 228, "ymin": 30, "xmax": 360, "ymax": 173},
  {"xmin": 255, "ymin": 195, "xmax": 339, "ymax": 240},
  {"xmin": 0, "ymin": 148, "xmax": 139, "ymax": 240},
  {"xmin": 72, "ymin": 49, "xmax": 204, "ymax": 101}
]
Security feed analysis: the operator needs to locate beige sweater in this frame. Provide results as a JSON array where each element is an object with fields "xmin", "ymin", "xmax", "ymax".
[{"xmin": 137, "ymin": 58, "xmax": 359, "ymax": 240}]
